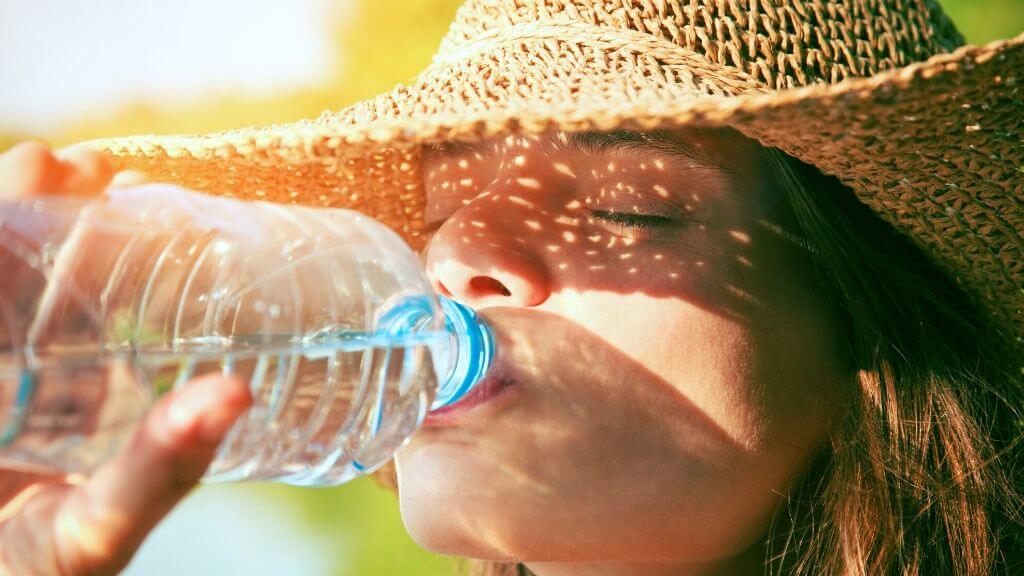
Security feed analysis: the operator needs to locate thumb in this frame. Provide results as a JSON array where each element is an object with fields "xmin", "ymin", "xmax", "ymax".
[{"xmin": 54, "ymin": 373, "xmax": 251, "ymax": 575}]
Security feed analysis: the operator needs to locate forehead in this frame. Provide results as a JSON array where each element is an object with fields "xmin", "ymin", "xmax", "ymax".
[
  {"xmin": 421, "ymin": 128, "xmax": 767, "ymax": 183},
  {"xmin": 421, "ymin": 128, "xmax": 771, "ymax": 202}
]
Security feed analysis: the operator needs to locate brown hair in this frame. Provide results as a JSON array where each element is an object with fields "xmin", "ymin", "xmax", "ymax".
[{"xmin": 455, "ymin": 145, "xmax": 1024, "ymax": 576}]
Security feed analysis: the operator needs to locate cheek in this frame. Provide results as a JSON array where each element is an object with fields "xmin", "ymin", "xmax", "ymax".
[
  {"xmin": 395, "ymin": 294, "xmax": 839, "ymax": 562},
  {"xmin": 555, "ymin": 291, "xmax": 770, "ymax": 448}
]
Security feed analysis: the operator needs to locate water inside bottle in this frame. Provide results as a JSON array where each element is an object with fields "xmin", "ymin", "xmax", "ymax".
[{"xmin": 0, "ymin": 329, "xmax": 446, "ymax": 485}]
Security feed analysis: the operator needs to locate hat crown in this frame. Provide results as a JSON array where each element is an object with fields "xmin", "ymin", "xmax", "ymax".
[{"xmin": 434, "ymin": 0, "xmax": 964, "ymax": 89}]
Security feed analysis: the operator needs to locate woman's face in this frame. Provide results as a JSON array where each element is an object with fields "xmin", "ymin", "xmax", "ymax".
[{"xmin": 394, "ymin": 128, "xmax": 850, "ymax": 572}]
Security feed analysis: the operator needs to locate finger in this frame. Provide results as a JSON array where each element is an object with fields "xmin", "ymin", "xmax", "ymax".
[
  {"xmin": 52, "ymin": 373, "xmax": 251, "ymax": 575},
  {"xmin": 53, "ymin": 147, "xmax": 116, "ymax": 197},
  {"xmin": 0, "ymin": 141, "xmax": 64, "ymax": 200}
]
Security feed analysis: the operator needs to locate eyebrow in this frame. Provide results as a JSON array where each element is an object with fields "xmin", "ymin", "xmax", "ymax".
[
  {"xmin": 558, "ymin": 130, "xmax": 738, "ymax": 179},
  {"xmin": 426, "ymin": 130, "xmax": 736, "ymax": 179}
]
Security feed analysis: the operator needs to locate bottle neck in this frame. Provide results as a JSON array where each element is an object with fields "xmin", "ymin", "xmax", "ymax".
[
  {"xmin": 433, "ymin": 296, "xmax": 494, "ymax": 409},
  {"xmin": 376, "ymin": 294, "xmax": 494, "ymax": 410}
]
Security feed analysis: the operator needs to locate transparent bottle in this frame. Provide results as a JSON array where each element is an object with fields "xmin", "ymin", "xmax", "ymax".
[{"xmin": 0, "ymin": 184, "xmax": 493, "ymax": 486}]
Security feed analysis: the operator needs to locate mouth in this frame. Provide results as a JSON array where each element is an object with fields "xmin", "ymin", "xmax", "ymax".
[{"xmin": 422, "ymin": 366, "xmax": 522, "ymax": 426}]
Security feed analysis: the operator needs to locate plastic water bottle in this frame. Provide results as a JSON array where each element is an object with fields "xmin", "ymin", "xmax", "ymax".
[{"xmin": 0, "ymin": 184, "xmax": 494, "ymax": 486}]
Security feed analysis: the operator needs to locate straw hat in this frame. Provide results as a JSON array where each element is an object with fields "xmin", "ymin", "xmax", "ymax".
[{"xmin": 85, "ymin": 0, "xmax": 1023, "ymax": 355}]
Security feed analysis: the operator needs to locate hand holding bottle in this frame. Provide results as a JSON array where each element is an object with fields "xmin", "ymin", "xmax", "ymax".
[{"xmin": 0, "ymin": 141, "xmax": 251, "ymax": 576}]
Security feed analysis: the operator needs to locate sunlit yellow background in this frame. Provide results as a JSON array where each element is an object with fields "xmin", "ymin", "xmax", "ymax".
[{"xmin": 1, "ymin": 1, "xmax": 1021, "ymax": 574}]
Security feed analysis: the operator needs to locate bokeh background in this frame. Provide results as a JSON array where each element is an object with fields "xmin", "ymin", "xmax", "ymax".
[{"xmin": 1, "ymin": 1, "xmax": 1021, "ymax": 574}]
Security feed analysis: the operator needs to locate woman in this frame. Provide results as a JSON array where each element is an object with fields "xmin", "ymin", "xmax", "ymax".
[{"xmin": 1, "ymin": 1, "xmax": 1022, "ymax": 575}]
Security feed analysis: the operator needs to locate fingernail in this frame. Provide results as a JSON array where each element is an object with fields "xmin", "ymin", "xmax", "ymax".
[{"xmin": 110, "ymin": 169, "xmax": 149, "ymax": 187}]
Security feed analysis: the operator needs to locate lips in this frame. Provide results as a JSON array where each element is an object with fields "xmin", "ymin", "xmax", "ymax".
[{"xmin": 422, "ymin": 368, "xmax": 520, "ymax": 425}]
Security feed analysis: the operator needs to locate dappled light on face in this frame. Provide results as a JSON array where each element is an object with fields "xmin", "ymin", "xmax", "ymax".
[
  {"xmin": 419, "ymin": 129, "xmax": 803, "ymax": 326},
  {"xmin": 397, "ymin": 129, "xmax": 847, "ymax": 564}
]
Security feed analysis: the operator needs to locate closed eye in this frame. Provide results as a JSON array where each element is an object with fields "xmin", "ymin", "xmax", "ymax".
[{"xmin": 586, "ymin": 210, "xmax": 689, "ymax": 241}]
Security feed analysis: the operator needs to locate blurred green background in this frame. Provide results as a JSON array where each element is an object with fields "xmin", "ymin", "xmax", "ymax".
[{"xmin": 1, "ymin": 1, "xmax": 1020, "ymax": 574}]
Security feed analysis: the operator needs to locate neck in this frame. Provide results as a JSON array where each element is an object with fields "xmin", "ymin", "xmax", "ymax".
[{"xmin": 523, "ymin": 541, "xmax": 766, "ymax": 576}]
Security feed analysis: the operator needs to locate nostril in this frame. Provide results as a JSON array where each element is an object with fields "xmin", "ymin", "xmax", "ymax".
[{"xmin": 469, "ymin": 275, "xmax": 511, "ymax": 297}]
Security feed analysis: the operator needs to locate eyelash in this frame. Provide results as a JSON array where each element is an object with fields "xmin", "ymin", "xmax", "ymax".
[
  {"xmin": 588, "ymin": 210, "xmax": 674, "ymax": 229},
  {"xmin": 583, "ymin": 209, "xmax": 685, "ymax": 241}
]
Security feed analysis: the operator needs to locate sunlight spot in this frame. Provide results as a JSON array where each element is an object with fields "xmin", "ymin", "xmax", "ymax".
[
  {"xmin": 736, "ymin": 255, "xmax": 753, "ymax": 267},
  {"xmin": 516, "ymin": 177, "xmax": 541, "ymax": 189},
  {"xmin": 621, "ymin": 238, "xmax": 635, "ymax": 246},
  {"xmin": 440, "ymin": 163, "xmax": 449, "ymax": 172},
  {"xmin": 589, "ymin": 265, "xmax": 606, "ymax": 271},
  {"xmin": 525, "ymin": 220, "xmax": 542, "ymax": 231},
  {"xmin": 460, "ymin": 178, "xmax": 474, "ymax": 187},
  {"xmin": 441, "ymin": 181, "xmax": 451, "ymax": 189},
  {"xmin": 607, "ymin": 162, "xmax": 616, "ymax": 172},
  {"xmin": 695, "ymin": 261, "xmax": 705, "ymax": 267},
  {"xmin": 654, "ymin": 253, "xmax": 664, "ymax": 261},
  {"xmin": 728, "ymin": 230, "xmax": 751, "ymax": 244},
  {"xmin": 565, "ymin": 199, "xmax": 581, "ymax": 209},
  {"xmin": 690, "ymin": 193, "xmax": 701, "ymax": 202},
  {"xmin": 557, "ymin": 262, "xmax": 569, "ymax": 270},
  {"xmin": 553, "ymin": 162, "xmax": 575, "ymax": 177},
  {"xmin": 461, "ymin": 237, "xmax": 470, "ymax": 244},
  {"xmin": 725, "ymin": 284, "xmax": 763, "ymax": 307},
  {"xmin": 546, "ymin": 244, "xmax": 561, "ymax": 253},
  {"xmin": 474, "ymin": 153, "xmax": 483, "ymax": 161},
  {"xmin": 653, "ymin": 159, "xmax": 665, "ymax": 170},
  {"xmin": 461, "ymin": 199, "xmax": 471, "ymax": 205},
  {"xmin": 619, "ymin": 253, "xmax": 633, "ymax": 260},
  {"xmin": 508, "ymin": 195, "xmax": 534, "ymax": 208},
  {"xmin": 669, "ymin": 272, "xmax": 679, "ymax": 279},
  {"xmin": 653, "ymin": 184, "xmax": 670, "ymax": 198},
  {"xmin": 458, "ymin": 159, "xmax": 469, "ymax": 169},
  {"xmin": 628, "ymin": 268, "xmax": 637, "ymax": 274},
  {"xmin": 554, "ymin": 215, "xmax": 577, "ymax": 226},
  {"xmin": 514, "ymin": 155, "xmax": 527, "ymax": 167},
  {"xmin": 562, "ymin": 231, "xmax": 576, "ymax": 242},
  {"xmin": 588, "ymin": 234, "xmax": 602, "ymax": 242},
  {"xmin": 606, "ymin": 236, "xmax": 618, "ymax": 248},
  {"xmin": 516, "ymin": 237, "xmax": 526, "ymax": 244},
  {"xmin": 640, "ymin": 162, "xmax": 647, "ymax": 170},
  {"xmin": 470, "ymin": 221, "xmax": 486, "ymax": 229},
  {"xmin": 585, "ymin": 250, "xmax": 598, "ymax": 256}
]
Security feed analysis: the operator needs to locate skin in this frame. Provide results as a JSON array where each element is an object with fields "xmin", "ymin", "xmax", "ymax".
[
  {"xmin": 395, "ymin": 128, "xmax": 851, "ymax": 576},
  {"xmin": 0, "ymin": 141, "xmax": 251, "ymax": 576},
  {"xmin": 0, "ymin": 128, "xmax": 850, "ymax": 576}
]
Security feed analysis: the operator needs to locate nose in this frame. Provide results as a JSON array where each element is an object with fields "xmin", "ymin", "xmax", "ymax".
[{"xmin": 425, "ymin": 212, "xmax": 551, "ymax": 309}]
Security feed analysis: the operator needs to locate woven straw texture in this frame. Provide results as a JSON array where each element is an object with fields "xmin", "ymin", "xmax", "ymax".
[{"xmin": 87, "ymin": 0, "xmax": 1024, "ymax": 355}]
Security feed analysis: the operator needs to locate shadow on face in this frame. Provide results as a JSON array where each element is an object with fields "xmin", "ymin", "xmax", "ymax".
[
  {"xmin": 396, "ymin": 127, "xmax": 849, "ymax": 566},
  {"xmin": 418, "ymin": 128, "xmax": 812, "ymax": 329}
]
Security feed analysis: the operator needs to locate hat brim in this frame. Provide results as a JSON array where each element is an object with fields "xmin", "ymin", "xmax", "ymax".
[{"xmin": 85, "ymin": 30, "xmax": 1024, "ymax": 352}]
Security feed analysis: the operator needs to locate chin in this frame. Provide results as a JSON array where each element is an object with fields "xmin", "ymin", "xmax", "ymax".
[
  {"xmin": 395, "ymin": 453, "xmax": 543, "ymax": 562},
  {"xmin": 397, "ymin": 482, "xmax": 517, "ymax": 560}
]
